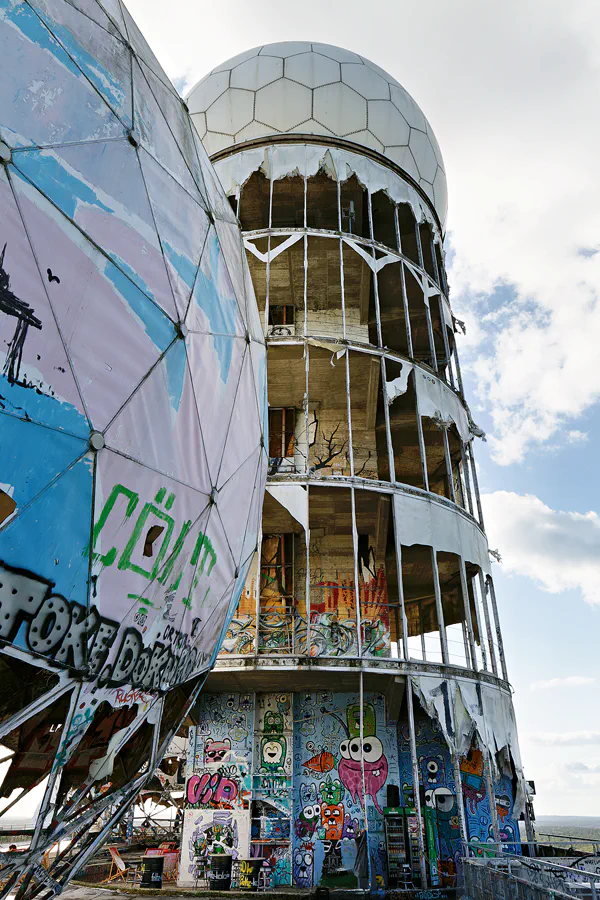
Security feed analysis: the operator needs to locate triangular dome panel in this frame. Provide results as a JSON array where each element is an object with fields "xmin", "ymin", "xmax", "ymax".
[
  {"xmin": 11, "ymin": 167, "xmax": 176, "ymax": 432},
  {"xmin": 105, "ymin": 338, "xmax": 212, "ymax": 496}
]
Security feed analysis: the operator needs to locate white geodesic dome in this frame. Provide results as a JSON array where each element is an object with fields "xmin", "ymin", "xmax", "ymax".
[
  {"xmin": 0, "ymin": 0, "xmax": 266, "ymax": 892},
  {"xmin": 187, "ymin": 42, "xmax": 447, "ymax": 223}
]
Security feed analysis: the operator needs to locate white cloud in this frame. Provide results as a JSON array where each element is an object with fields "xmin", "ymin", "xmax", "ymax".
[
  {"xmin": 530, "ymin": 676, "xmax": 595, "ymax": 691},
  {"xmin": 525, "ymin": 732, "xmax": 600, "ymax": 747},
  {"xmin": 567, "ymin": 430, "xmax": 589, "ymax": 445},
  {"xmin": 566, "ymin": 762, "xmax": 600, "ymax": 774},
  {"xmin": 483, "ymin": 491, "xmax": 600, "ymax": 604}
]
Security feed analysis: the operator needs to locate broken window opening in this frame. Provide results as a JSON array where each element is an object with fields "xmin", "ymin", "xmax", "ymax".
[
  {"xmin": 259, "ymin": 533, "xmax": 296, "ymax": 655},
  {"xmin": 401, "ymin": 544, "xmax": 443, "ymax": 664},
  {"xmin": 376, "ymin": 262, "xmax": 410, "ymax": 356},
  {"xmin": 419, "ymin": 223, "xmax": 436, "ymax": 281},
  {"xmin": 308, "ymin": 487, "xmax": 358, "ymax": 658},
  {"xmin": 387, "ymin": 366, "xmax": 425, "ymax": 490},
  {"xmin": 405, "ymin": 267, "xmax": 432, "ymax": 366},
  {"xmin": 271, "ymin": 175, "xmax": 305, "ymax": 228},
  {"xmin": 341, "ymin": 242, "xmax": 373, "ymax": 344},
  {"xmin": 397, "ymin": 204, "xmax": 419, "ymax": 266},
  {"xmin": 371, "ymin": 190, "xmax": 398, "ymax": 250},
  {"xmin": 340, "ymin": 175, "xmax": 370, "ymax": 239},
  {"xmin": 267, "ymin": 344, "xmax": 305, "ymax": 474},
  {"xmin": 306, "ymin": 169, "xmax": 338, "ymax": 231},
  {"xmin": 238, "ymin": 170, "xmax": 270, "ymax": 232},
  {"xmin": 349, "ymin": 349, "xmax": 384, "ymax": 481},
  {"xmin": 308, "ymin": 346, "xmax": 350, "ymax": 477},
  {"xmin": 354, "ymin": 490, "xmax": 392, "ymax": 658},
  {"xmin": 437, "ymin": 552, "xmax": 479, "ymax": 670}
]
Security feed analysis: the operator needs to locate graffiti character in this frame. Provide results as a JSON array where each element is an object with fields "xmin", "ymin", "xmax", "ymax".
[
  {"xmin": 259, "ymin": 736, "xmax": 286, "ymax": 773},
  {"xmin": 276, "ymin": 694, "xmax": 291, "ymax": 715},
  {"xmin": 426, "ymin": 786, "xmax": 460, "ymax": 886},
  {"xmin": 303, "ymin": 749, "xmax": 335, "ymax": 774},
  {"xmin": 322, "ymin": 703, "xmax": 388, "ymax": 813},
  {"xmin": 300, "ymin": 782, "xmax": 318, "ymax": 806},
  {"xmin": 342, "ymin": 813, "xmax": 359, "ymax": 840},
  {"xmin": 204, "ymin": 737, "xmax": 231, "ymax": 764},
  {"xmin": 319, "ymin": 775, "xmax": 343, "ymax": 805},
  {"xmin": 295, "ymin": 804, "xmax": 320, "ymax": 839},
  {"xmin": 419, "ymin": 753, "xmax": 445, "ymax": 788},
  {"xmin": 460, "ymin": 746, "xmax": 486, "ymax": 813},
  {"xmin": 320, "ymin": 802, "xmax": 344, "ymax": 841},
  {"xmin": 227, "ymin": 714, "xmax": 248, "ymax": 742},
  {"xmin": 263, "ymin": 710, "xmax": 284, "ymax": 734},
  {"xmin": 293, "ymin": 844, "xmax": 314, "ymax": 887}
]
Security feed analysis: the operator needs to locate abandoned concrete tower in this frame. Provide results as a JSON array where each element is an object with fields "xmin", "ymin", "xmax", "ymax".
[{"xmin": 178, "ymin": 42, "xmax": 531, "ymax": 890}]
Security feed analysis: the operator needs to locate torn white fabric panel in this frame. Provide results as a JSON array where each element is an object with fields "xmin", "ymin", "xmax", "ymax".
[
  {"xmin": 244, "ymin": 232, "xmax": 303, "ymax": 263},
  {"xmin": 411, "ymin": 675, "xmax": 457, "ymax": 751},
  {"xmin": 413, "ymin": 368, "xmax": 472, "ymax": 445},
  {"xmin": 342, "ymin": 237, "xmax": 397, "ymax": 273},
  {"xmin": 393, "ymin": 491, "xmax": 492, "ymax": 576},
  {"xmin": 214, "ymin": 147, "xmax": 266, "ymax": 197},
  {"xmin": 386, "ymin": 361, "xmax": 414, "ymax": 404},
  {"xmin": 413, "ymin": 676, "xmax": 526, "ymax": 814},
  {"xmin": 308, "ymin": 338, "xmax": 346, "ymax": 360},
  {"xmin": 269, "ymin": 143, "xmax": 326, "ymax": 182},
  {"xmin": 266, "ymin": 484, "xmax": 309, "ymax": 532},
  {"xmin": 213, "ymin": 144, "xmax": 439, "ymax": 232}
]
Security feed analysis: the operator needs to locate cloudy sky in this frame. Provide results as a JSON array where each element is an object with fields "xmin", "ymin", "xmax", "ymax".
[{"xmin": 125, "ymin": 0, "xmax": 600, "ymax": 818}]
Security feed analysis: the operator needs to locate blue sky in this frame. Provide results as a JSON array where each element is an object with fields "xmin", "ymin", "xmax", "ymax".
[{"xmin": 125, "ymin": 0, "xmax": 600, "ymax": 816}]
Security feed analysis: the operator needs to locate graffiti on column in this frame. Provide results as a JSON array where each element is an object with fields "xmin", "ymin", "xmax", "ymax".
[{"xmin": 293, "ymin": 691, "xmax": 398, "ymax": 888}]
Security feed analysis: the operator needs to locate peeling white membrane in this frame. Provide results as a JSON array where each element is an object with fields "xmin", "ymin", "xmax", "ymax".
[
  {"xmin": 393, "ymin": 491, "xmax": 491, "ymax": 576},
  {"xmin": 386, "ymin": 361, "xmax": 474, "ymax": 445},
  {"xmin": 266, "ymin": 483, "xmax": 309, "ymax": 532},
  {"xmin": 215, "ymin": 144, "xmax": 440, "ymax": 234},
  {"xmin": 412, "ymin": 673, "xmax": 527, "ymax": 815}
]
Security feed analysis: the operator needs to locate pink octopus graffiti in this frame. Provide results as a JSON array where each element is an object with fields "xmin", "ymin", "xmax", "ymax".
[{"xmin": 322, "ymin": 708, "xmax": 388, "ymax": 813}]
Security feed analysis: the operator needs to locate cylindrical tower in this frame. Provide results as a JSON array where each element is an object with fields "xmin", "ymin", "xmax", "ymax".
[{"xmin": 178, "ymin": 43, "xmax": 530, "ymax": 891}]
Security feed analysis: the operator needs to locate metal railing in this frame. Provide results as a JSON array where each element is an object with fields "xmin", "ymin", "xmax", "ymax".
[{"xmin": 462, "ymin": 843, "xmax": 600, "ymax": 899}]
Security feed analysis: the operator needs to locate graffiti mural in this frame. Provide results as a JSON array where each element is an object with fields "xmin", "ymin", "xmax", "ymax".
[
  {"xmin": 179, "ymin": 809, "xmax": 251, "ymax": 884},
  {"xmin": 293, "ymin": 691, "xmax": 399, "ymax": 888}
]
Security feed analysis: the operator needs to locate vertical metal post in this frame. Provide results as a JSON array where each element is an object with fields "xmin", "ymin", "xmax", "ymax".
[
  {"xmin": 453, "ymin": 340, "xmax": 466, "ymax": 397},
  {"xmin": 431, "ymin": 548, "xmax": 449, "ymax": 665},
  {"xmin": 487, "ymin": 576, "xmax": 508, "ymax": 681},
  {"xmin": 459, "ymin": 557, "xmax": 478, "ymax": 672},
  {"xmin": 460, "ymin": 444, "xmax": 474, "ymax": 516},
  {"xmin": 442, "ymin": 426, "xmax": 456, "ymax": 503},
  {"xmin": 254, "ymin": 534, "xmax": 262, "ymax": 656},
  {"xmin": 399, "ymin": 262, "xmax": 414, "ymax": 357},
  {"xmin": 478, "ymin": 570, "xmax": 497, "ymax": 676},
  {"xmin": 305, "ymin": 485, "xmax": 311, "ymax": 658},
  {"xmin": 345, "ymin": 349, "xmax": 355, "ymax": 478},
  {"xmin": 392, "ymin": 511, "xmax": 409, "ymax": 661},
  {"xmin": 423, "ymin": 291, "xmax": 439, "ymax": 372},
  {"xmin": 406, "ymin": 678, "xmax": 429, "ymax": 887},
  {"xmin": 484, "ymin": 749, "xmax": 501, "ymax": 846},
  {"xmin": 381, "ymin": 356, "xmax": 397, "ymax": 484},
  {"xmin": 371, "ymin": 253, "xmax": 384, "ymax": 348},
  {"xmin": 394, "ymin": 204, "xmax": 402, "ymax": 254},
  {"xmin": 419, "ymin": 603, "xmax": 427, "ymax": 661},
  {"xmin": 452, "ymin": 752, "xmax": 470, "ymax": 856},
  {"xmin": 350, "ymin": 487, "xmax": 363, "ymax": 658},
  {"xmin": 467, "ymin": 442, "xmax": 485, "ymax": 530},
  {"xmin": 359, "ymin": 671, "xmax": 373, "ymax": 889},
  {"xmin": 413, "ymin": 377, "xmax": 430, "ymax": 492},
  {"xmin": 469, "ymin": 571, "xmax": 488, "ymax": 672},
  {"xmin": 438, "ymin": 297, "xmax": 455, "ymax": 387}
]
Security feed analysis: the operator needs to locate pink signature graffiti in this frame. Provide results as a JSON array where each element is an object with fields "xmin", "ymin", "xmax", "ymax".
[{"xmin": 187, "ymin": 771, "xmax": 239, "ymax": 807}]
